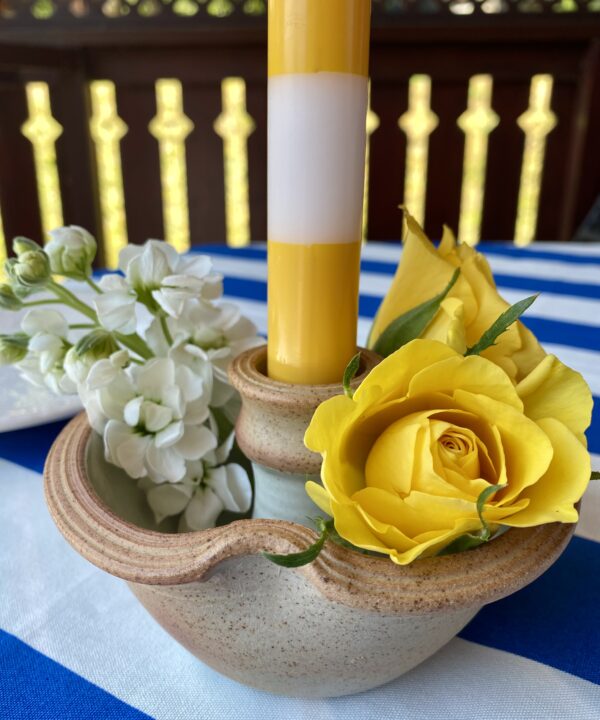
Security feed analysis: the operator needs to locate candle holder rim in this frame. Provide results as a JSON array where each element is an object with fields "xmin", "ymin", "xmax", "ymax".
[
  {"xmin": 228, "ymin": 344, "xmax": 381, "ymax": 405},
  {"xmin": 44, "ymin": 412, "xmax": 575, "ymax": 615}
]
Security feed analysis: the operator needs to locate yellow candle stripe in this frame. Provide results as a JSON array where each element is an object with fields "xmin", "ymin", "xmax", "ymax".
[
  {"xmin": 268, "ymin": 240, "xmax": 361, "ymax": 385},
  {"xmin": 268, "ymin": 0, "xmax": 370, "ymax": 77}
]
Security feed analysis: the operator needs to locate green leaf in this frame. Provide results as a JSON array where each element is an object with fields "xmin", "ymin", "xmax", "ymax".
[
  {"xmin": 591, "ymin": 471, "xmax": 600, "ymax": 481},
  {"xmin": 465, "ymin": 295, "xmax": 538, "ymax": 357},
  {"xmin": 372, "ymin": 269, "xmax": 460, "ymax": 358},
  {"xmin": 343, "ymin": 352, "xmax": 361, "ymax": 399},
  {"xmin": 476, "ymin": 483, "xmax": 507, "ymax": 541},
  {"xmin": 438, "ymin": 483, "xmax": 506, "ymax": 556},
  {"xmin": 262, "ymin": 518, "xmax": 332, "ymax": 568}
]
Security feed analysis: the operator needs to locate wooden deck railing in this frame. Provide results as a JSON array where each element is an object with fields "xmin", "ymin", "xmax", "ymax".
[{"xmin": 0, "ymin": 1, "xmax": 599, "ymax": 266}]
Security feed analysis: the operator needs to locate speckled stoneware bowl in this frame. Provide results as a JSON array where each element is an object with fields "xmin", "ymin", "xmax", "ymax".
[{"xmin": 44, "ymin": 347, "xmax": 576, "ymax": 698}]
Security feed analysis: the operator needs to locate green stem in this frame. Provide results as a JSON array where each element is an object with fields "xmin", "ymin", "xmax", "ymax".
[
  {"xmin": 84, "ymin": 276, "xmax": 103, "ymax": 294},
  {"xmin": 159, "ymin": 314, "xmax": 174, "ymax": 346},
  {"xmin": 48, "ymin": 281, "xmax": 97, "ymax": 321},
  {"xmin": 69, "ymin": 323, "xmax": 96, "ymax": 330},
  {"xmin": 21, "ymin": 299, "xmax": 65, "ymax": 307},
  {"xmin": 114, "ymin": 332, "xmax": 154, "ymax": 361},
  {"xmin": 49, "ymin": 280, "xmax": 153, "ymax": 362}
]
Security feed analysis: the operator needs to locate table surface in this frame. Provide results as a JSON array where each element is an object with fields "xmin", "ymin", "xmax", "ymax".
[{"xmin": 1, "ymin": 241, "xmax": 599, "ymax": 720}]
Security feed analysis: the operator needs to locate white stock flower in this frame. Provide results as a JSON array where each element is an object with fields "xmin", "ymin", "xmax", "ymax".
[
  {"xmin": 143, "ymin": 424, "xmax": 252, "ymax": 530},
  {"xmin": 46, "ymin": 226, "xmax": 97, "ymax": 279},
  {"xmin": 102, "ymin": 357, "xmax": 213, "ymax": 483},
  {"xmin": 94, "ymin": 275, "xmax": 138, "ymax": 334},
  {"xmin": 16, "ymin": 309, "xmax": 76, "ymax": 395},
  {"xmin": 180, "ymin": 301, "xmax": 262, "ymax": 406},
  {"xmin": 145, "ymin": 299, "xmax": 261, "ymax": 407},
  {"xmin": 78, "ymin": 351, "xmax": 132, "ymax": 434},
  {"xmin": 118, "ymin": 240, "xmax": 222, "ymax": 318}
]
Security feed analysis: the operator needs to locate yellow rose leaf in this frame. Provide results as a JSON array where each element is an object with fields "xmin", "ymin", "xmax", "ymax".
[{"xmin": 516, "ymin": 355, "xmax": 593, "ymax": 441}]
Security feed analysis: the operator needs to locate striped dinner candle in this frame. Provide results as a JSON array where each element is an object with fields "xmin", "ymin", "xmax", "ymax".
[{"xmin": 267, "ymin": 0, "xmax": 371, "ymax": 384}]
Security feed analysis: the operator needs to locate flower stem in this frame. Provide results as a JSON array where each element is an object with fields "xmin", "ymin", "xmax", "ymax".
[
  {"xmin": 114, "ymin": 332, "xmax": 154, "ymax": 361},
  {"xmin": 22, "ymin": 299, "xmax": 65, "ymax": 307},
  {"xmin": 84, "ymin": 277, "xmax": 103, "ymax": 294},
  {"xmin": 69, "ymin": 323, "xmax": 96, "ymax": 330},
  {"xmin": 159, "ymin": 314, "xmax": 173, "ymax": 346},
  {"xmin": 48, "ymin": 281, "xmax": 97, "ymax": 321}
]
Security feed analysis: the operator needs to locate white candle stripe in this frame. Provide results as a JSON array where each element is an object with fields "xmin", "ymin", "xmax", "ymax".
[{"xmin": 268, "ymin": 73, "xmax": 368, "ymax": 244}]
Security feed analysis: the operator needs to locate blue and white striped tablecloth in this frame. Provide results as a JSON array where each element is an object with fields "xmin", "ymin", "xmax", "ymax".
[{"xmin": 1, "ymin": 242, "xmax": 599, "ymax": 720}]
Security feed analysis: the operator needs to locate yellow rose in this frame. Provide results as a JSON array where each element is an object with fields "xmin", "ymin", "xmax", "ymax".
[
  {"xmin": 305, "ymin": 339, "xmax": 592, "ymax": 565},
  {"xmin": 368, "ymin": 212, "xmax": 545, "ymax": 383}
]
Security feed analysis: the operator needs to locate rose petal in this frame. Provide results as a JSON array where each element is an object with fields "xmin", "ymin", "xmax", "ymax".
[
  {"xmin": 504, "ymin": 417, "xmax": 591, "ymax": 526},
  {"xmin": 516, "ymin": 354, "xmax": 593, "ymax": 442}
]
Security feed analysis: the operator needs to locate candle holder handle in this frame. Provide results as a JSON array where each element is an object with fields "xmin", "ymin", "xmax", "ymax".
[{"xmin": 229, "ymin": 345, "xmax": 380, "ymax": 525}]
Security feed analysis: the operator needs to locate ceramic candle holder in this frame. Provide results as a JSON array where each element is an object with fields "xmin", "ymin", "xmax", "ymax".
[
  {"xmin": 44, "ymin": 345, "xmax": 576, "ymax": 698},
  {"xmin": 228, "ymin": 345, "xmax": 380, "ymax": 525}
]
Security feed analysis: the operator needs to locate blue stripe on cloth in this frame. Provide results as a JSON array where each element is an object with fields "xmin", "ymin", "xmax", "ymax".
[
  {"xmin": 205, "ymin": 243, "xmax": 600, "ymax": 290},
  {"xmin": 223, "ymin": 275, "xmax": 600, "ymax": 352},
  {"xmin": 358, "ymin": 261, "xmax": 600, "ymax": 300},
  {"xmin": 520, "ymin": 317, "xmax": 600, "ymax": 352},
  {"xmin": 0, "ymin": 419, "xmax": 71, "ymax": 474},
  {"xmin": 475, "ymin": 244, "xmax": 600, "ymax": 266},
  {"xmin": 460, "ymin": 536, "xmax": 600, "ymax": 685},
  {"xmin": 0, "ymin": 630, "xmax": 150, "ymax": 720}
]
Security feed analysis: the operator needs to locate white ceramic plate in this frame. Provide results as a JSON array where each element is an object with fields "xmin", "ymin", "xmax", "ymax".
[
  {"xmin": 0, "ymin": 365, "xmax": 82, "ymax": 432},
  {"xmin": 0, "ymin": 282, "xmax": 93, "ymax": 433}
]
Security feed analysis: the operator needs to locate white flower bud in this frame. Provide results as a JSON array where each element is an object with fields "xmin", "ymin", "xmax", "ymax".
[
  {"xmin": 13, "ymin": 236, "xmax": 42, "ymax": 257},
  {"xmin": 5, "ymin": 250, "xmax": 51, "ymax": 288},
  {"xmin": 64, "ymin": 330, "xmax": 120, "ymax": 384},
  {"xmin": 46, "ymin": 226, "xmax": 97, "ymax": 280},
  {"xmin": 0, "ymin": 334, "xmax": 29, "ymax": 365}
]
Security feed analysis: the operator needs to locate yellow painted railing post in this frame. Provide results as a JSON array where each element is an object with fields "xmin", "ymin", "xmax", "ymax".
[
  {"xmin": 89, "ymin": 80, "xmax": 128, "ymax": 268},
  {"xmin": 514, "ymin": 75, "xmax": 557, "ymax": 246},
  {"xmin": 457, "ymin": 74, "xmax": 499, "ymax": 247},
  {"xmin": 399, "ymin": 75, "xmax": 439, "ymax": 228},
  {"xmin": 214, "ymin": 77, "xmax": 255, "ymax": 248},
  {"xmin": 149, "ymin": 79, "xmax": 194, "ymax": 254},
  {"xmin": 21, "ymin": 82, "xmax": 64, "ymax": 240}
]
